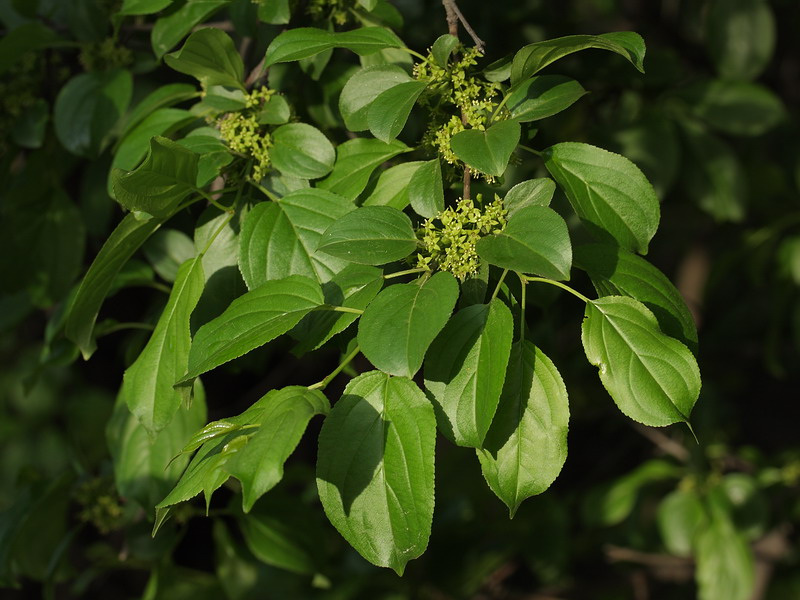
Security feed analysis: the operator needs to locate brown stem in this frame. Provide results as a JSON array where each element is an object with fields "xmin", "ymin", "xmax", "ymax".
[
  {"xmin": 632, "ymin": 423, "xmax": 690, "ymax": 462},
  {"xmin": 442, "ymin": 0, "xmax": 485, "ymax": 52}
]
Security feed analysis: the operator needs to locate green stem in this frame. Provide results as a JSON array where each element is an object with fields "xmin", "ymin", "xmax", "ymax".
[
  {"xmin": 146, "ymin": 281, "xmax": 173, "ymax": 294},
  {"xmin": 518, "ymin": 144, "xmax": 542, "ymax": 157},
  {"xmin": 199, "ymin": 210, "xmax": 235, "ymax": 257},
  {"xmin": 521, "ymin": 275, "xmax": 591, "ymax": 303},
  {"xmin": 247, "ymin": 179, "xmax": 279, "ymax": 201},
  {"xmin": 193, "ymin": 187, "xmax": 233, "ymax": 212},
  {"xmin": 98, "ymin": 322, "xmax": 156, "ymax": 337},
  {"xmin": 384, "ymin": 267, "xmax": 427, "ymax": 280},
  {"xmin": 490, "ymin": 92, "xmax": 512, "ymax": 122},
  {"xmin": 490, "ymin": 269, "xmax": 509, "ymax": 301},
  {"xmin": 397, "ymin": 46, "xmax": 430, "ymax": 63},
  {"xmin": 308, "ymin": 345, "xmax": 361, "ymax": 391},
  {"xmin": 328, "ymin": 306, "xmax": 364, "ymax": 315}
]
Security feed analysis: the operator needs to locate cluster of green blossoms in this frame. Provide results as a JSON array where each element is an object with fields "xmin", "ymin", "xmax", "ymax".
[
  {"xmin": 417, "ymin": 195, "xmax": 508, "ymax": 280},
  {"xmin": 79, "ymin": 38, "xmax": 133, "ymax": 72},
  {"xmin": 216, "ymin": 87, "xmax": 275, "ymax": 181},
  {"xmin": 414, "ymin": 47, "xmax": 505, "ymax": 175},
  {"xmin": 74, "ymin": 477, "xmax": 124, "ymax": 534}
]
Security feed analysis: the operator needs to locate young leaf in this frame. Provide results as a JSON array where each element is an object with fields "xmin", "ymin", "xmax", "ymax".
[
  {"xmin": 292, "ymin": 264, "xmax": 384, "ymax": 355},
  {"xmin": 264, "ymin": 27, "xmax": 403, "ymax": 66},
  {"xmin": 121, "ymin": 257, "xmax": 205, "ymax": 437},
  {"xmin": 111, "ymin": 136, "xmax": 199, "ymax": 217},
  {"xmin": 237, "ymin": 506, "xmax": 320, "ymax": 575},
  {"xmin": 339, "ymin": 65, "xmax": 413, "ymax": 132},
  {"xmin": 506, "ymin": 75, "xmax": 587, "ymax": 122},
  {"xmin": 582, "ymin": 296, "xmax": 700, "ymax": 427},
  {"xmin": 225, "ymin": 387, "xmax": 329, "ymax": 512},
  {"xmin": 362, "ymin": 161, "xmax": 424, "ymax": 210},
  {"xmin": 408, "ymin": 159, "xmax": 444, "ymax": 219},
  {"xmin": 317, "ymin": 138, "xmax": 411, "ymax": 200},
  {"xmin": 477, "ymin": 341, "xmax": 569, "ymax": 517},
  {"xmin": 116, "ymin": 0, "xmax": 174, "ymax": 16},
  {"xmin": 317, "ymin": 205, "xmax": 417, "ymax": 265},
  {"xmin": 431, "ymin": 34, "xmax": 459, "ymax": 67},
  {"xmin": 239, "ymin": 189, "xmax": 355, "ymax": 289},
  {"xmin": 164, "ymin": 28, "xmax": 245, "ymax": 90},
  {"xmin": 476, "ymin": 205, "xmax": 572, "ymax": 280},
  {"xmin": 66, "ymin": 213, "xmax": 166, "ymax": 358},
  {"xmin": 358, "ymin": 272, "xmax": 459, "ymax": 377},
  {"xmin": 504, "ymin": 178, "xmax": 556, "ymax": 215},
  {"xmin": 118, "ymin": 83, "xmax": 198, "ymax": 138},
  {"xmin": 574, "ymin": 243, "xmax": 698, "ymax": 353},
  {"xmin": 151, "ymin": 0, "xmax": 232, "ymax": 59},
  {"xmin": 257, "ymin": 0, "xmax": 290, "ymax": 24},
  {"xmin": 270, "ymin": 123, "xmax": 335, "ymax": 180},
  {"xmin": 316, "ymin": 371, "xmax": 436, "ymax": 575},
  {"xmin": 510, "ymin": 32, "xmax": 645, "ymax": 86},
  {"xmin": 543, "ymin": 142, "xmax": 660, "ymax": 254},
  {"xmin": 707, "ymin": 0, "xmax": 775, "ymax": 82},
  {"xmin": 657, "ymin": 489, "xmax": 706, "ymax": 557},
  {"xmin": 450, "ymin": 120, "xmax": 520, "ymax": 177},
  {"xmin": 179, "ymin": 275, "xmax": 324, "ymax": 383},
  {"xmin": 54, "ymin": 69, "xmax": 132, "ymax": 157},
  {"xmin": 424, "ymin": 299, "xmax": 514, "ymax": 448},
  {"xmin": 367, "ymin": 80, "xmax": 427, "ymax": 142}
]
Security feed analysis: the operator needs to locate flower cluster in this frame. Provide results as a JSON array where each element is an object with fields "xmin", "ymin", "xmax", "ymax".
[
  {"xmin": 416, "ymin": 195, "xmax": 508, "ymax": 280},
  {"xmin": 414, "ymin": 47, "xmax": 505, "ymax": 174},
  {"xmin": 216, "ymin": 87, "xmax": 276, "ymax": 181},
  {"xmin": 74, "ymin": 477, "xmax": 124, "ymax": 534},
  {"xmin": 306, "ymin": 0, "xmax": 351, "ymax": 25},
  {"xmin": 79, "ymin": 38, "xmax": 133, "ymax": 72}
]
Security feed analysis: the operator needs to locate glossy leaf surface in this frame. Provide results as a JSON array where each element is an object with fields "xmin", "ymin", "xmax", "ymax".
[
  {"xmin": 358, "ymin": 272, "xmax": 459, "ymax": 377},
  {"xmin": 165, "ymin": 28, "xmax": 244, "ymax": 90},
  {"xmin": 270, "ymin": 123, "xmax": 335, "ymax": 180},
  {"xmin": 318, "ymin": 138, "xmax": 410, "ymax": 200},
  {"xmin": 317, "ymin": 371, "xmax": 436, "ymax": 574},
  {"xmin": 507, "ymin": 75, "xmax": 586, "ymax": 122},
  {"xmin": 450, "ymin": 120, "xmax": 520, "ymax": 177},
  {"xmin": 424, "ymin": 300, "xmax": 513, "ymax": 447}
]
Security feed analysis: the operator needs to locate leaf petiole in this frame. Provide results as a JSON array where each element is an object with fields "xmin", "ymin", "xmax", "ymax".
[
  {"xmin": 308, "ymin": 344, "xmax": 361, "ymax": 391},
  {"xmin": 521, "ymin": 275, "xmax": 591, "ymax": 303}
]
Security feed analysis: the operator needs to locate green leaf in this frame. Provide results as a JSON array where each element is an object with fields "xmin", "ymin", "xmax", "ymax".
[
  {"xmin": 117, "ymin": 0, "xmax": 174, "ymax": 16},
  {"xmin": 112, "ymin": 108, "xmax": 195, "ymax": 172},
  {"xmin": 362, "ymin": 161, "xmax": 424, "ymax": 210},
  {"xmin": 316, "ymin": 371, "xmax": 436, "ymax": 575},
  {"xmin": 264, "ymin": 27, "xmax": 403, "ymax": 66},
  {"xmin": 450, "ymin": 120, "xmax": 520, "ymax": 177},
  {"xmin": 477, "ymin": 341, "xmax": 569, "ymax": 517},
  {"xmin": 358, "ymin": 272, "xmax": 459, "ymax": 377},
  {"xmin": 544, "ymin": 142, "xmax": 660, "ymax": 254},
  {"xmin": 339, "ymin": 65, "xmax": 412, "ymax": 132},
  {"xmin": 179, "ymin": 275, "xmax": 324, "ymax": 383},
  {"xmin": 581, "ymin": 296, "xmax": 700, "ymax": 427},
  {"xmin": 225, "ymin": 387, "xmax": 329, "ymax": 512},
  {"xmin": 696, "ymin": 491, "xmax": 756, "ymax": 600},
  {"xmin": 318, "ymin": 138, "xmax": 411, "ymax": 200},
  {"xmin": 256, "ymin": 0, "xmax": 290, "ymax": 24},
  {"xmin": 270, "ymin": 123, "xmax": 335, "ymax": 180},
  {"xmin": 679, "ymin": 79, "xmax": 784, "ymax": 137},
  {"xmin": 177, "ymin": 134, "xmax": 235, "ymax": 187},
  {"xmin": 257, "ymin": 94, "xmax": 291, "ymax": 125},
  {"xmin": 66, "ymin": 213, "xmax": 166, "ymax": 358},
  {"xmin": 424, "ymin": 299, "xmax": 513, "ymax": 448},
  {"xmin": 506, "ymin": 75, "xmax": 586, "ymax": 122},
  {"xmin": 707, "ymin": 0, "xmax": 775, "ymax": 81},
  {"xmin": 121, "ymin": 258, "xmax": 205, "ymax": 437},
  {"xmin": 11, "ymin": 99, "xmax": 48, "ymax": 149},
  {"xmin": 657, "ymin": 489, "xmax": 706, "ymax": 557},
  {"xmin": 107, "ymin": 381, "xmax": 207, "ymax": 512},
  {"xmin": 317, "ymin": 205, "xmax": 417, "ymax": 265},
  {"xmin": 111, "ymin": 136, "xmax": 199, "ymax": 217},
  {"xmin": 237, "ymin": 506, "xmax": 319, "ymax": 575},
  {"xmin": 504, "ymin": 178, "xmax": 555, "ymax": 215},
  {"xmin": 679, "ymin": 120, "xmax": 745, "ymax": 222},
  {"xmin": 118, "ymin": 83, "xmax": 198, "ymax": 138},
  {"xmin": 574, "ymin": 243, "xmax": 698, "ymax": 353},
  {"xmin": 238, "ymin": 189, "xmax": 355, "ymax": 288},
  {"xmin": 408, "ymin": 159, "xmax": 444, "ymax": 219},
  {"xmin": 367, "ymin": 80, "xmax": 427, "ymax": 142},
  {"xmin": 54, "ymin": 69, "xmax": 132, "ymax": 157},
  {"xmin": 510, "ymin": 31, "xmax": 645, "ymax": 86},
  {"xmin": 151, "ymin": 0, "xmax": 232, "ymax": 59},
  {"xmin": 476, "ymin": 205, "xmax": 572, "ymax": 280},
  {"xmin": 291, "ymin": 264, "xmax": 384, "ymax": 354},
  {"xmin": 0, "ymin": 22, "xmax": 65, "ymax": 76},
  {"xmin": 583, "ymin": 459, "xmax": 680, "ymax": 526},
  {"xmin": 431, "ymin": 34, "xmax": 459, "ymax": 68},
  {"xmin": 165, "ymin": 28, "xmax": 244, "ymax": 90}
]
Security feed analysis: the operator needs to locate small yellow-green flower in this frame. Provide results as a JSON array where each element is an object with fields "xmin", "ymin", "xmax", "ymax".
[
  {"xmin": 216, "ymin": 86, "xmax": 276, "ymax": 181},
  {"xmin": 416, "ymin": 195, "xmax": 508, "ymax": 280}
]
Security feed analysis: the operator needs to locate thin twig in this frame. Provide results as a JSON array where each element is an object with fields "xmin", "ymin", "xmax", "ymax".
[
  {"xmin": 245, "ymin": 55, "xmax": 267, "ymax": 88},
  {"xmin": 442, "ymin": 0, "xmax": 485, "ymax": 52},
  {"xmin": 632, "ymin": 423, "xmax": 690, "ymax": 462}
]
